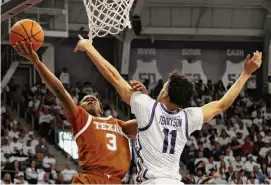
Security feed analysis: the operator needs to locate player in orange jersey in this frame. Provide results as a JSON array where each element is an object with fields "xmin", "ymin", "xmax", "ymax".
[{"xmin": 13, "ymin": 41, "xmax": 139, "ymax": 184}]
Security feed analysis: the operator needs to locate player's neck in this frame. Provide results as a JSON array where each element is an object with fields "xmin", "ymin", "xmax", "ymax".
[{"xmin": 163, "ymin": 103, "xmax": 180, "ymax": 112}]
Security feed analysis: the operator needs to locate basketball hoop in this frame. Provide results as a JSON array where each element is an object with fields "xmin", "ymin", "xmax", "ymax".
[{"xmin": 82, "ymin": 0, "xmax": 135, "ymax": 38}]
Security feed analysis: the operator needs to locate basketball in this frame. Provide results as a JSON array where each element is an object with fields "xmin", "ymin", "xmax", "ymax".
[{"xmin": 9, "ymin": 19, "xmax": 44, "ymax": 51}]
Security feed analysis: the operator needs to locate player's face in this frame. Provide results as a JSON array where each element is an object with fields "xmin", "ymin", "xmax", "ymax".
[
  {"xmin": 80, "ymin": 95, "xmax": 102, "ymax": 116},
  {"xmin": 157, "ymin": 81, "xmax": 169, "ymax": 103}
]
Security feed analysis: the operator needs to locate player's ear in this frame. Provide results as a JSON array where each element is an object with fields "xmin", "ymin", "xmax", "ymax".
[{"xmin": 163, "ymin": 90, "xmax": 169, "ymax": 98}]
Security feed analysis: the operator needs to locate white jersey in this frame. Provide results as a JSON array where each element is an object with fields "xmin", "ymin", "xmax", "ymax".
[{"xmin": 130, "ymin": 92, "xmax": 204, "ymax": 183}]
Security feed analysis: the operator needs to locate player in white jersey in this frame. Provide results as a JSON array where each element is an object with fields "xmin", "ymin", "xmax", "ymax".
[{"xmin": 74, "ymin": 38, "xmax": 262, "ymax": 184}]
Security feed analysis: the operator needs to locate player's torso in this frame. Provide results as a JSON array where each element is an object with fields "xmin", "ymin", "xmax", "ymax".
[
  {"xmin": 76, "ymin": 115, "xmax": 130, "ymax": 180},
  {"xmin": 136, "ymin": 104, "xmax": 188, "ymax": 182}
]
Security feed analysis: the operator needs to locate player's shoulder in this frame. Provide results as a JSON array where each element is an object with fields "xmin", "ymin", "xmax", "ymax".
[
  {"xmin": 130, "ymin": 91, "xmax": 155, "ymax": 104},
  {"xmin": 93, "ymin": 116, "xmax": 121, "ymax": 124}
]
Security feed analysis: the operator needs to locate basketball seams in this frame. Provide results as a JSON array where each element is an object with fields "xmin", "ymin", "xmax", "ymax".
[
  {"xmin": 31, "ymin": 31, "xmax": 43, "ymax": 42},
  {"xmin": 19, "ymin": 22, "xmax": 31, "ymax": 43},
  {"xmin": 10, "ymin": 31, "xmax": 27, "ymax": 41}
]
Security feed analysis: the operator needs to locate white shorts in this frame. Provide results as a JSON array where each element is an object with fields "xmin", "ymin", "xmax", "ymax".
[{"xmin": 141, "ymin": 178, "xmax": 184, "ymax": 184}]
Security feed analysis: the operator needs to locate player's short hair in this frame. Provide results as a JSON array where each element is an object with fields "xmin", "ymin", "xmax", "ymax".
[
  {"xmin": 80, "ymin": 95, "xmax": 103, "ymax": 110},
  {"xmin": 168, "ymin": 70, "xmax": 194, "ymax": 108}
]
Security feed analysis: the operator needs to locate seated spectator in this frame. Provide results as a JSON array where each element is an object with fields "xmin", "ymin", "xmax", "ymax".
[
  {"xmin": 242, "ymin": 136, "xmax": 254, "ymax": 156},
  {"xmin": 1, "ymin": 173, "xmax": 12, "ymax": 185},
  {"xmin": 1, "ymin": 138, "xmax": 11, "ymax": 156},
  {"xmin": 49, "ymin": 163, "xmax": 59, "ymax": 181},
  {"xmin": 9, "ymin": 136, "xmax": 23, "ymax": 156},
  {"xmin": 211, "ymin": 143, "xmax": 224, "ymax": 161},
  {"xmin": 247, "ymin": 171, "xmax": 260, "ymax": 184},
  {"xmin": 23, "ymin": 140, "xmax": 35, "ymax": 157},
  {"xmin": 25, "ymin": 160, "xmax": 38, "ymax": 184},
  {"xmin": 8, "ymin": 125, "xmax": 19, "ymax": 140},
  {"xmin": 42, "ymin": 152, "xmax": 56, "ymax": 172},
  {"xmin": 244, "ymin": 154, "xmax": 259, "ymax": 173},
  {"xmin": 232, "ymin": 155, "xmax": 244, "ymax": 172},
  {"xmin": 2, "ymin": 160, "xmax": 21, "ymax": 180},
  {"xmin": 35, "ymin": 138, "xmax": 48, "ymax": 155},
  {"xmin": 38, "ymin": 172, "xmax": 53, "ymax": 184},
  {"xmin": 28, "ymin": 132, "xmax": 39, "ymax": 149},
  {"xmin": 61, "ymin": 162, "xmax": 77, "ymax": 183},
  {"xmin": 54, "ymin": 173, "xmax": 64, "ymax": 184},
  {"xmin": 14, "ymin": 172, "xmax": 28, "ymax": 185},
  {"xmin": 217, "ymin": 130, "xmax": 231, "ymax": 148},
  {"xmin": 205, "ymin": 156, "xmax": 217, "ymax": 175},
  {"xmin": 38, "ymin": 108, "xmax": 54, "ymax": 137},
  {"xmin": 253, "ymin": 111, "xmax": 263, "ymax": 127}
]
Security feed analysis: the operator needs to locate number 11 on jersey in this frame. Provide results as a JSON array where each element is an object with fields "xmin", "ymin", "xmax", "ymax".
[{"xmin": 162, "ymin": 128, "xmax": 177, "ymax": 154}]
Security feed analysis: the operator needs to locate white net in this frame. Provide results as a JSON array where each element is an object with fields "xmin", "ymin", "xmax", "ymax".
[{"xmin": 83, "ymin": 0, "xmax": 135, "ymax": 38}]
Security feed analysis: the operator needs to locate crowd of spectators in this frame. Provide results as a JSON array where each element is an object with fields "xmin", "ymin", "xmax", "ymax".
[
  {"xmin": 3, "ymin": 64, "xmax": 271, "ymax": 184},
  {"xmin": 178, "ymin": 79, "xmax": 271, "ymax": 184},
  {"xmin": 1, "ymin": 105, "xmax": 79, "ymax": 184}
]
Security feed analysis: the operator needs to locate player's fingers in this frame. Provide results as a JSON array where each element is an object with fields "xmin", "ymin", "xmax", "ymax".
[
  {"xmin": 245, "ymin": 54, "xmax": 250, "ymax": 62},
  {"xmin": 15, "ymin": 42, "xmax": 25, "ymax": 55},
  {"xmin": 20, "ymin": 41, "xmax": 29, "ymax": 55},
  {"xmin": 74, "ymin": 45, "xmax": 79, "ymax": 52},
  {"xmin": 29, "ymin": 42, "xmax": 34, "ymax": 53}
]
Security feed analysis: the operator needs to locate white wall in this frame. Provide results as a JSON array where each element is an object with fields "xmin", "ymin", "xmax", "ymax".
[{"xmin": 42, "ymin": 46, "xmax": 55, "ymax": 74}]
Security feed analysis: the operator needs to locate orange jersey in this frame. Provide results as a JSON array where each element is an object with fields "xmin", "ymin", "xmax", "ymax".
[{"xmin": 66, "ymin": 106, "xmax": 131, "ymax": 183}]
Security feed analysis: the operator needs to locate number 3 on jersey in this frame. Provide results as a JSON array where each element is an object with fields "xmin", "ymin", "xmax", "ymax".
[
  {"xmin": 106, "ymin": 133, "xmax": 117, "ymax": 151},
  {"xmin": 162, "ymin": 128, "xmax": 177, "ymax": 154}
]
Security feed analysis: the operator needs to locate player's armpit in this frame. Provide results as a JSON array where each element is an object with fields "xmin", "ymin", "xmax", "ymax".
[
  {"xmin": 201, "ymin": 101, "xmax": 224, "ymax": 123},
  {"xmin": 118, "ymin": 119, "xmax": 138, "ymax": 138}
]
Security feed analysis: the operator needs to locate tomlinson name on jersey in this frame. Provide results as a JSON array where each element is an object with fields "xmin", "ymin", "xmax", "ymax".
[
  {"xmin": 159, "ymin": 116, "xmax": 182, "ymax": 127},
  {"xmin": 94, "ymin": 122, "xmax": 123, "ymax": 135}
]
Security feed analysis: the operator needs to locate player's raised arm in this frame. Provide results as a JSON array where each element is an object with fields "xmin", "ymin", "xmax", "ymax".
[
  {"xmin": 74, "ymin": 38, "xmax": 133, "ymax": 105},
  {"xmin": 201, "ymin": 51, "xmax": 262, "ymax": 123},
  {"xmin": 14, "ymin": 41, "xmax": 77, "ymax": 115}
]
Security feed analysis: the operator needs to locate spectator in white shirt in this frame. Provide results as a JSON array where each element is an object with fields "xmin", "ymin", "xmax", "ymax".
[
  {"xmin": 244, "ymin": 154, "xmax": 259, "ymax": 172},
  {"xmin": 14, "ymin": 172, "xmax": 28, "ymax": 185},
  {"xmin": 59, "ymin": 67, "xmax": 70, "ymax": 89},
  {"xmin": 263, "ymin": 131, "xmax": 271, "ymax": 144},
  {"xmin": 253, "ymin": 112, "xmax": 263, "ymax": 127},
  {"xmin": 9, "ymin": 136, "xmax": 23, "ymax": 155},
  {"xmin": 8, "ymin": 125, "xmax": 19, "ymax": 140},
  {"xmin": 242, "ymin": 114, "xmax": 253, "ymax": 128},
  {"xmin": 217, "ymin": 130, "xmax": 231, "ymax": 147},
  {"xmin": 25, "ymin": 160, "xmax": 38, "ymax": 184},
  {"xmin": 235, "ymin": 120, "xmax": 249, "ymax": 140},
  {"xmin": 28, "ymin": 132, "xmax": 39, "ymax": 148},
  {"xmin": 61, "ymin": 162, "xmax": 77, "ymax": 183},
  {"xmin": 23, "ymin": 140, "xmax": 35, "ymax": 157},
  {"xmin": 42, "ymin": 152, "xmax": 56, "ymax": 171},
  {"xmin": 38, "ymin": 108, "xmax": 54, "ymax": 137},
  {"xmin": 232, "ymin": 155, "xmax": 244, "ymax": 172},
  {"xmin": 259, "ymin": 143, "xmax": 271, "ymax": 158},
  {"xmin": 194, "ymin": 151, "xmax": 208, "ymax": 169},
  {"xmin": 83, "ymin": 82, "xmax": 93, "ymax": 95},
  {"xmin": 205, "ymin": 156, "xmax": 217, "ymax": 175}
]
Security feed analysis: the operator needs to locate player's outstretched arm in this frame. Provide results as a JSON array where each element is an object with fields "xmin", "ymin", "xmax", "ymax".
[
  {"xmin": 14, "ymin": 41, "xmax": 77, "ymax": 115},
  {"xmin": 74, "ymin": 38, "xmax": 133, "ymax": 105},
  {"xmin": 201, "ymin": 51, "xmax": 262, "ymax": 123}
]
